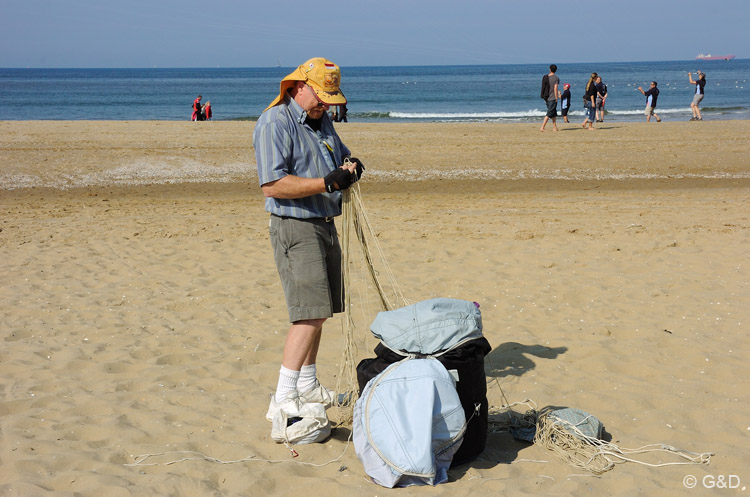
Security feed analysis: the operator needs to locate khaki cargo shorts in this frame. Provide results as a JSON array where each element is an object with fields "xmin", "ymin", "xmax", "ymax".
[{"xmin": 269, "ymin": 215, "xmax": 344, "ymax": 323}]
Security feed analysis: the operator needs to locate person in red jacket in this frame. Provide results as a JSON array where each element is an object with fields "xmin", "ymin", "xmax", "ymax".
[
  {"xmin": 202, "ymin": 101, "xmax": 212, "ymax": 121},
  {"xmin": 192, "ymin": 95, "xmax": 202, "ymax": 121}
]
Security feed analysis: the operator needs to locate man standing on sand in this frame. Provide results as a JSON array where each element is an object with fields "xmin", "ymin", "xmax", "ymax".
[
  {"xmin": 689, "ymin": 70, "xmax": 706, "ymax": 121},
  {"xmin": 638, "ymin": 81, "xmax": 662, "ymax": 123},
  {"xmin": 253, "ymin": 58, "xmax": 364, "ymax": 432},
  {"xmin": 540, "ymin": 64, "xmax": 560, "ymax": 131}
]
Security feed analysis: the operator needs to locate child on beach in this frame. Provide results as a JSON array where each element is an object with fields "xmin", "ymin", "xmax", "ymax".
[
  {"xmin": 595, "ymin": 76, "xmax": 607, "ymax": 122},
  {"xmin": 560, "ymin": 83, "xmax": 571, "ymax": 123}
]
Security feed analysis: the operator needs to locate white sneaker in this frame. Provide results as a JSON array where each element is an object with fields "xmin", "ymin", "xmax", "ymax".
[
  {"xmin": 265, "ymin": 393, "xmax": 302, "ymax": 422},
  {"xmin": 298, "ymin": 381, "xmax": 335, "ymax": 408},
  {"xmin": 298, "ymin": 381, "xmax": 352, "ymax": 408}
]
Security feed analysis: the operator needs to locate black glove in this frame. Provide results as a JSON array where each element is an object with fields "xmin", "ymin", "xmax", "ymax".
[
  {"xmin": 348, "ymin": 157, "xmax": 365, "ymax": 181},
  {"xmin": 324, "ymin": 168, "xmax": 354, "ymax": 193}
]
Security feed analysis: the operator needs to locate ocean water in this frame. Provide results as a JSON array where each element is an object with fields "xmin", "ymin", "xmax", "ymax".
[{"xmin": 1, "ymin": 60, "xmax": 748, "ymax": 122}]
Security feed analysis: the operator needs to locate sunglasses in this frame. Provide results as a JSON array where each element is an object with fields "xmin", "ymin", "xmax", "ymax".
[{"xmin": 306, "ymin": 84, "xmax": 328, "ymax": 108}]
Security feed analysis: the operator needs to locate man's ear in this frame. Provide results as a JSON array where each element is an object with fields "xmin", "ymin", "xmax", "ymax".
[{"xmin": 289, "ymin": 80, "xmax": 305, "ymax": 97}]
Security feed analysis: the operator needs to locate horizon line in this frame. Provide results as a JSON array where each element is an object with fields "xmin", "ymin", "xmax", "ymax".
[{"xmin": 2, "ymin": 58, "xmax": 747, "ymax": 71}]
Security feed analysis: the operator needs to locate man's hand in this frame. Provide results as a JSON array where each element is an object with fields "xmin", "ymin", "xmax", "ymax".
[
  {"xmin": 347, "ymin": 157, "xmax": 365, "ymax": 181},
  {"xmin": 324, "ymin": 168, "xmax": 354, "ymax": 193}
]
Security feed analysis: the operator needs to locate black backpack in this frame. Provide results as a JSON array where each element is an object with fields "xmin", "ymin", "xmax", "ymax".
[{"xmin": 540, "ymin": 74, "xmax": 550, "ymax": 100}]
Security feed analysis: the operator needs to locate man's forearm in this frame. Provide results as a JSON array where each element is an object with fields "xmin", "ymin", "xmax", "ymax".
[{"xmin": 261, "ymin": 175, "xmax": 326, "ymax": 199}]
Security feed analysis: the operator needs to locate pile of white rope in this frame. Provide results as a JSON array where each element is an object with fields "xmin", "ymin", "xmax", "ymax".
[
  {"xmin": 489, "ymin": 399, "xmax": 712, "ymax": 475},
  {"xmin": 533, "ymin": 406, "xmax": 712, "ymax": 475}
]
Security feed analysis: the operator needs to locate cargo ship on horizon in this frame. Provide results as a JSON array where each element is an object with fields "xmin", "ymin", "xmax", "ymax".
[{"xmin": 696, "ymin": 53, "xmax": 735, "ymax": 61}]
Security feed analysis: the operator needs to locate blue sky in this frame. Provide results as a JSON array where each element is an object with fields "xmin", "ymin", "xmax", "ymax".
[{"xmin": 1, "ymin": 0, "xmax": 746, "ymax": 68}]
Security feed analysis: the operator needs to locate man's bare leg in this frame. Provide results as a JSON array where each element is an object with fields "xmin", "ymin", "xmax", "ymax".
[{"xmin": 282, "ymin": 318, "xmax": 326, "ymax": 370}]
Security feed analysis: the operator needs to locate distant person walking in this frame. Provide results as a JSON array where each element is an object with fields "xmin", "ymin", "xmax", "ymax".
[
  {"xmin": 637, "ymin": 81, "xmax": 662, "ymax": 123},
  {"xmin": 688, "ymin": 70, "xmax": 706, "ymax": 121},
  {"xmin": 540, "ymin": 64, "xmax": 560, "ymax": 132},
  {"xmin": 330, "ymin": 104, "xmax": 348, "ymax": 123},
  {"xmin": 581, "ymin": 72, "xmax": 598, "ymax": 130},
  {"xmin": 203, "ymin": 101, "xmax": 212, "ymax": 121},
  {"xmin": 560, "ymin": 83, "xmax": 571, "ymax": 123},
  {"xmin": 595, "ymin": 76, "xmax": 608, "ymax": 122},
  {"xmin": 192, "ymin": 95, "xmax": 203, "ymax": 121}
]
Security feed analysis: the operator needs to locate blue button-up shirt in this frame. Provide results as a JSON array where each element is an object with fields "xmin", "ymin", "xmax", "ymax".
[{"xmin": 254, "ymin": 95, "xmax": 351, "ymax": 219}]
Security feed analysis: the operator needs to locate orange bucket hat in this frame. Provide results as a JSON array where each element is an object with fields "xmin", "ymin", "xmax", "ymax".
[{"xmin": 265, "ymin": 57, "xmax": 347, "ymax": 111}]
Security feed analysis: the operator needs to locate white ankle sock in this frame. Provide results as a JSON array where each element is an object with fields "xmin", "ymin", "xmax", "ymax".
[
  {"xmin": 274, "ymin": 366, "xmax": 300, "ymax": 403},
  {"xmin": 297, "ymin": 364, "xmax": 318, "ymax": 393}
]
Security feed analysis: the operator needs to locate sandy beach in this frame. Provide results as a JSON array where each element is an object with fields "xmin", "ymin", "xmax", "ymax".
[{"xmin": 1, "ymin": 120, "xmax": 749, "ymax": 496}]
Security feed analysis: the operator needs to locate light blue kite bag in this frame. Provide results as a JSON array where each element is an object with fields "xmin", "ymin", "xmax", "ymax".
[
  {"xmin": 369, "ymin": 298, "xmax": 482, "ymax": 355},
  {"xmin": 353, "ymin": 358, "xmax": 467, "ymax": 488}
]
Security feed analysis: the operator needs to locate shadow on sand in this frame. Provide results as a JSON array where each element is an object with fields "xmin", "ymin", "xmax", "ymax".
[{"xmin": 486, "ymin": 342, "xmax": 568, "ymax": 378}]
